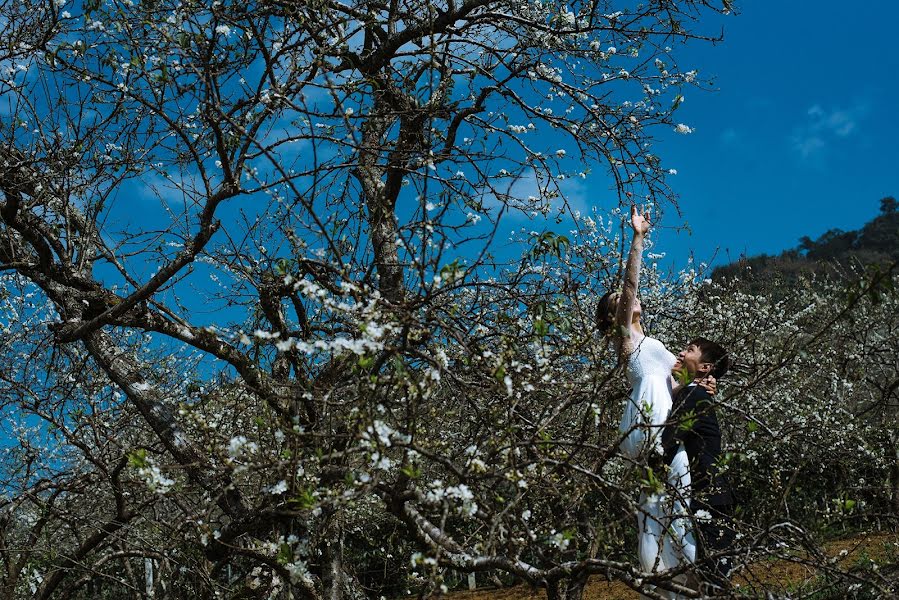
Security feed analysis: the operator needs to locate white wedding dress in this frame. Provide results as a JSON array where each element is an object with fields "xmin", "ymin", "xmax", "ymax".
[{"xmin": 619, "ymin": 332, "xmax": 696, "ymax": 599}]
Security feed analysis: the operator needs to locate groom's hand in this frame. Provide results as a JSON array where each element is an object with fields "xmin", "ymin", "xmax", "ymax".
[{"xmin": 697, "ymin": 375, "xmax": 718, "ymax": 396}]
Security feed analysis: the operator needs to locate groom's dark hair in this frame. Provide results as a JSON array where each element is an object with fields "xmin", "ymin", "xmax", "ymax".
[{"xmin": 690, "ymin": 337, "xmax": 730, "ymax": 379}]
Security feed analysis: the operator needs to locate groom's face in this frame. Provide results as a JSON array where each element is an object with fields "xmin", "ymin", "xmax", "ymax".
[{"xmin": 674, "ymin": 343, "xmax": 710, "ymax": 379}]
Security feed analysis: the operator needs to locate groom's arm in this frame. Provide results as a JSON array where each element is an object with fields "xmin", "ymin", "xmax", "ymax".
[{"xmin": 661, "ymin": 389, "xmax": 700, "ymax": 463}]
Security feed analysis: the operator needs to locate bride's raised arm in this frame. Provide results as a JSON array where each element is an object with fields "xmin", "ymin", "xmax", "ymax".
[{"xmin": 614, "ymin": 205, "xmax": 651, "ymax": 349}]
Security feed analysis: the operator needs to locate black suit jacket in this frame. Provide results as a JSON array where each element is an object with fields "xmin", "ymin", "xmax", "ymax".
[{"xmin": 662, "ymin": 384, "xmax": 733, "ymax": 508}]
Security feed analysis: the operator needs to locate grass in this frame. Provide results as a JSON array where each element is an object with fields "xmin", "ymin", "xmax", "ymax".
[{"xmin": 444, "ymin": 531, "xmax": 899, "ymax": 599}]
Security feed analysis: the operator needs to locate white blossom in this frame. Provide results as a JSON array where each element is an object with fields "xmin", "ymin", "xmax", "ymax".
[
  {"xmin": 227, "ymin": 436, "xmax": 259, "ymax": 460},
  {"xmin": 268, "ymin": 480, "xmax": 288, "ymax": 495}
]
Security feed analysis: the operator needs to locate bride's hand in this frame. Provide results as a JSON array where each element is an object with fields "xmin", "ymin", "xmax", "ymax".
[
  {"xmin": 698, "ymin": 375, "xmax": 718, "ymax": 396},
  {"xmin": 630, "ymin": 204, "xmax": 651, "ymax": 236}
]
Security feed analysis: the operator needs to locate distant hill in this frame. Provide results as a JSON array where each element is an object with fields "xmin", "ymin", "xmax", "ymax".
[{"xmin": 712, "ymin": 196, "xmax": 899, "ymax": 288}]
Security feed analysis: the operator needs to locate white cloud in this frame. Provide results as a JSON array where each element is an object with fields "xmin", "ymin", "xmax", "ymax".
[
  {"xmin": 482, "ymin": 171, "xmax": 591, "ymax": 222},
  {"xmin": 791, "ymin": 100, "xmax": 870, "ymax": 159}
]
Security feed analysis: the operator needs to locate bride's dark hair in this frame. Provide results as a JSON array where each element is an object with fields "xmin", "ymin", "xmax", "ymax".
[{"xmin": 595, "ymin": 291, "xmax": 618, "ymax": 335}]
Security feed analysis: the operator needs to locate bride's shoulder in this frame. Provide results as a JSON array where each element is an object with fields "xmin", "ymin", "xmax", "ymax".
[
  {"xmin": 621, "ymin": 328, "xmax": 647, "ymax": 353},
  {"xmin": 629, "ymin": 329, "xmax": 649, "ymax": 344},
  {"xmin": 630, "ymin": 333, "xmax": 673, "ymax": 357}
]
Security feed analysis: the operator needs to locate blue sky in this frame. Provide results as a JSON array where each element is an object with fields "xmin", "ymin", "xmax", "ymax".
[
  {"xmin": 645, "ymin": 1, "xmax": 899, "ymax": 269},
  {"xmin": 105, "ymin": 0, "xmax": 898, "ymax": 285}
]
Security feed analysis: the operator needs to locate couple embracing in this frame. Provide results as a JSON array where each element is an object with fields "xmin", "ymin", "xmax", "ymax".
[{"xmin": 597, "ymin": 207, "xmax": 736, "ymax": 598}]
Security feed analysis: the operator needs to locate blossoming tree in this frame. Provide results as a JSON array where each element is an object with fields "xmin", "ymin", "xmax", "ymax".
[{"xmin": 5, "ymin": 1, "xmax": 897, "ymax": 599}]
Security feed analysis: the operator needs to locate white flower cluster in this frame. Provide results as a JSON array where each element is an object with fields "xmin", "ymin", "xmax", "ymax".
[
  {"xmin": 267, "ymin": 480, "xmax": 288, "ymax": 495},
  {"xmin": 227, "ymin": 435, "xmax": 259, "ymax": 460},
  {"xmin": 285, "ymin": 560, "xmax": 312, "ymax": 585},
  {"xmin": 425, "ymin": 480, "xmax": 478, "ymax": 516},
  {"xmin": 361, "ymin": 419, "xmax": 410, "ymax": 448},
  {"xmin": 409, "ymin": 551, "xmax": 438, "ymax": 567},
  {"xmin": 548, "ymin": 529, "xmax": 571, "ymax": 550},
  {"xmin": 527, "ymin": 62, "xmax": 563, "ymax": 84},
  {"xmin": 137, "ymin": 460, "xmax": 176, "ymax": 494},
  {"xmin": 237, "ymin": 276, "xmax": 400, "ymax": 356},
  {"xmin": 558, "ymin": 8, "xmax": 577, "ymax": 28}
]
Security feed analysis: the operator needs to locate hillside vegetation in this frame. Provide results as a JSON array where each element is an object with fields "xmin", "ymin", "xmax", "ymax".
[{"xmin": 712, "ymin": 196, "xmax": 898, "ymax": 287}]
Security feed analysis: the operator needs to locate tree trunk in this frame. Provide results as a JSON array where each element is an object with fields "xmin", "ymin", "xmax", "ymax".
[
  {"xmin": 319, "ymin": 513, "xmax": 366, "ymax": 600},
  {"xmin": 0, "ymin": 577, "xmax": 18, "ymax": 600},
  {"xmin": 545, "ymin": 572, "xmax": 588, "ymax": 600},
  {"xmin": 356, "ymin": 103, "xmax": 404, "ymax": 306}
]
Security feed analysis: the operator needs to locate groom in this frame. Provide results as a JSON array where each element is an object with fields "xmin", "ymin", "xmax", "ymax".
[{"xmin": 663, "ymin": 337, "xmax": 736, "ymax": 592}]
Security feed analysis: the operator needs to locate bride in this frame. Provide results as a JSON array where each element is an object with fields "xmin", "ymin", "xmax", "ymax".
[{"xmin": 597, "ymin": 206, "xmax": 699, "ymax": 598}]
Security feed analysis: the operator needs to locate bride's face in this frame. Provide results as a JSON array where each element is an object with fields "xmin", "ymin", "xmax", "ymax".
[{"xmin": 606, "ymin": 294, "xmax": 641, "ymax": 322}]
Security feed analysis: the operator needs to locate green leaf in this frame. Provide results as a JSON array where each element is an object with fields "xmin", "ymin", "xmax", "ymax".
[
  {"xmin": 275, "ymin": 258, "xmax": 292, "ymax": 275},
  {"xmin": 289, "ymin": 488, "xmax": 317, "ymax": 510},
  {"xmin": 677, "ymin": 409, "xmax": 697, "ymax": 432},
  {"xmin": 674, "ymin": 366, "xmax": 691, "ymax": 386},
  {"xmin": 391, "ymin": 356, "xmax": 406, "ymax": 374},
  {"xmin": 642, "ymin": 466, "xmax": 664, "ymax": 494},
  {"xmin": 277, "ymin": 542, "xmax": 293, "ymax": 565},
  {"xmin": 401, "ymin": 464, "xmax": 421, "ymax": 479},
  {"xmin": 439, "ymin": 259, "xmax": 464, "ymax": 284},
  {"xmin": 127, "ymin": 449, "xmax": 148, "ymax": 469},
  {"xmin": 528, "ymin": 231, "xmax": 570, "ymax": 260},
  {"xmin": 538, "ymin": 430, "xmax": 552, "ymax": 452}
]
